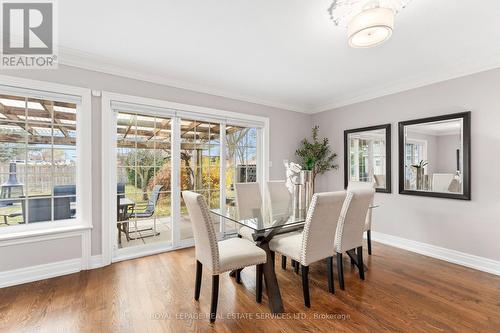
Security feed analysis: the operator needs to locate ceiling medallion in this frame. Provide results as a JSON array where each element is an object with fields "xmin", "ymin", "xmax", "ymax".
[{"xmin": 328, "ymin": 0, "xmax": 412, "ymax": 48}]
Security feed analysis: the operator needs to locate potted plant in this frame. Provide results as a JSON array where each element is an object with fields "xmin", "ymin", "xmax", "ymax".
[
  {"xmin": 295, "ymin": 126, "xmax": 338, "ymax": 192},
  {"xmin": 411, "ymin": 160, "xmax": 428, "ymax": 190}
]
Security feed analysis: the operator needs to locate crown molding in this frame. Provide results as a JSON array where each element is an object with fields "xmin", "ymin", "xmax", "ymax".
[
  {"xmin": 58, "ymin": 47, "xmax": 308, "ymax": 114},
  {"xmin": 58, "ymin": 47, "xmax": 500, "ymax": 115},
  {"xmin": 311, "ymin": 49, "xmax": 500, "ymax": 113}
]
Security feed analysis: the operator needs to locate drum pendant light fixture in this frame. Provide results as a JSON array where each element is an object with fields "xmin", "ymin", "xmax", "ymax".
[{"xmin": 328, "ymin": 0, "xmax": 411, "ymax": 48}]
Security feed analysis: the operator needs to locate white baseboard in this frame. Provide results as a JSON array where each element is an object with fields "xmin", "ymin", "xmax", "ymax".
[
  {"xmin": 0, "ymin": 258, "xmax": 82, "ymax": 289},
  {"xmin": 370, "ymin": 231, "xmax": 500, "ymax": 276},
  {"xmin": 89, "ymin": 255, "xmax": 104, "ymax": 269}
]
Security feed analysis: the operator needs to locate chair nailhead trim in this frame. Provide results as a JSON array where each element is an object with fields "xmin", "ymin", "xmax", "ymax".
[
  {"xmin": 196, "ymin": 194, "xmax": 220, "ymax": 273},
  {"xmin": 335, "ymin": 191, "xmax": 354, "ymax": 253},
  {"xmin": 300, "ymin": 194, "xmax": 319, "ymax": 266}
]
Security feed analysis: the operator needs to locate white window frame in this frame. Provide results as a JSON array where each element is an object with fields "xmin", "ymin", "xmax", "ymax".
[
  {"xmin": 0, "ymin": 75, "xmax": 92, "ymax": 240},
  {"xmin": 348, "ymin": 131, "xmax": 387, "ymax": 183},
  {"xmin": 101, "ymin": 91, "xmax": 269, "ymax": 265},
  {"xmin": 406, "ymin": 139, "xmax": 428, "ymax": 168}
]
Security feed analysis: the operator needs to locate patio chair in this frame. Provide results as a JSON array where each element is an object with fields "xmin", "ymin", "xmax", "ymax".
[
  {"xmin": 21, "ymin": 196, "xmax": 72, "ymax": 223},
  {"xmin": 54, "ymin": 184, "xmax": 125, "ymax": 218},
  {"xmin": 54, "ymin": 185, "xmax": 77, "ymax": 217},
  {"xmin": 117, "ymin": 183, "xmax": 126, "ymax": 199},
  {"xmin": 124, "ymin": 185, "xmax": 163, "ymax": 240}
]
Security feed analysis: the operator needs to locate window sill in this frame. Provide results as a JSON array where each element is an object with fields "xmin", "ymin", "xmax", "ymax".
[{"xmin": 0, "ymin": 224, "xmax": 92, "ymax": 243}]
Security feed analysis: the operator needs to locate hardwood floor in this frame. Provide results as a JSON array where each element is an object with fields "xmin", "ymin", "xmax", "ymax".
[{"xmin": 1, "ymin": 242, "xmax": 499, "ymax": 333}]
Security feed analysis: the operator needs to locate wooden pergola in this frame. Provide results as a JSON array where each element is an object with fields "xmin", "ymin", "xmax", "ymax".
[
  {"xmin": 0, "ymin": 95, "xmax": 242, "ymax": 150},
  {"xmin": 0, "ymin": 94, "xmax": 76, "ymax": 146}
]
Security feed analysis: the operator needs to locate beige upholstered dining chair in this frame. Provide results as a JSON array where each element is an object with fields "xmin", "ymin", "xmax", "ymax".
[
  {"xmin": 182, "ymin": 191, "xmax": 267, "ymax": 322},
  {"xmin": 269, "ymin": 191, "xmax": 347, "ymax": 307},
  {"xmin": 374, "ymin": 174, "xmax": 386, "ymax": 188},
  {"xmin": 234, "ymin": 182, "xmax": 262, "ymax": 241},
  {"xmin": 347, "ymin": 181, "xmax": 376, "ymax": 255},
  {"xmin": 267, "ymin": 180, "xmax": 299, "ymax": 270},
  {"xmin": 267, "ymin": 180, "xmax": 292, "ymax": 216},
  {"xmin": 235, "ymin": 181, "xmax": 300, "ymax": 272},
  {"xmin": 335, "ymin": 188, "xmax": 375, "ymax": 290}
]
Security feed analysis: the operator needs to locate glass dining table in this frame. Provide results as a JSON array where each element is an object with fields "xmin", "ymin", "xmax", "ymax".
[
  {"xmin": 210, "ymin": 207, "xmax": 307, "ymax": 313},
  {"xmin": 210, "ymin": 203, "xmax": 379, "ymax": 313}
]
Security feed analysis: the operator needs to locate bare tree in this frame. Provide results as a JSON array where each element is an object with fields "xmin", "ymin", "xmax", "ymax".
[{"xmin": 226, "ymin": 128, "xmax": 249, "ymax": 164}]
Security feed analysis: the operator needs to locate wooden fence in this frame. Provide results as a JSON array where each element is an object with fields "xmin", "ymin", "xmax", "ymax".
[{"xmin": 0, "ymin": 164, "xmax": 76, "ymax": 195}]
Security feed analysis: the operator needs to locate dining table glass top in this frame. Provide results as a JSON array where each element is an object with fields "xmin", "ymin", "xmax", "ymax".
[
  {"xmin": 210, "ymin": 207, "xmax": 308, "ymax": 233},
  {"xmin": 210, "ymin": 204, "xmax": 379, "ymax": 233}
]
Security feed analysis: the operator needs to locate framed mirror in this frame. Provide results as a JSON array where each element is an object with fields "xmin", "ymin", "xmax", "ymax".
[
  {"xmin": 344, "ymin": 124, "xmax": 391, "ymax": 193},
  {"xmin": 398, "ymin": 112, "xmax": 471, "ymax": 200}
]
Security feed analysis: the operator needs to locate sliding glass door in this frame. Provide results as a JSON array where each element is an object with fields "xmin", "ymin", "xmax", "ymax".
[
  {"xmin": 109, "ymin": 97, "xmax": 266, "ymax": 258},
  {"xmin": 223, "ymin": 125, "xmax": 259, "ymax": 234},
  {"xmin": 178, "ymin": 119, "xmax": 221, "ymax": 241},
  {"xmin": 116, "ymin": 112, "xmax": 172, "ymax": 249}
]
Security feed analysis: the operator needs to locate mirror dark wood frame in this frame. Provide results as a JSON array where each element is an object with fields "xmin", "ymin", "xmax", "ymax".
[
  {"xmin": 398, "ymin": 111, "xmax": 471, "ymax": 200},
  {"xmin": 344, "ymin": 124, "xmax": 392, "ymax": 193}
]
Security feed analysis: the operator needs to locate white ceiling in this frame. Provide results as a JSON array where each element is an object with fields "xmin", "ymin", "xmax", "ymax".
[
  {"xmin": 408, "ymin": 119, "xmax": 462, "ymax": 136},
  {"xmin": 58, "ymin": 0, "xmax": 500, "ymax": 113}
]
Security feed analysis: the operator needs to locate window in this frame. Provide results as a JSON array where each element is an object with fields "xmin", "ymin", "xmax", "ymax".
[
  {"xmin": 179, "ymin": 119, "xmax": 222, "ymax": 241},
  {"xmin": 116, "ymin": 112, "xmax": 172, "ymax": 247},
  {"xmin": 0, "ymin": 94, "xmax": 77, "ymax": 227},
  {"xmin": 349, "ymin": 137, "xmax": 385, "ymax": 182},
  {"xmin": 0, "ymin": 82, "xmax": 90, "ymax": 233},
  {"xmin": 349, "ymin": 138, "xmax": 369, "ymax": 182},
  {"xmin": 225, "ymin": 126, "xmax": 258, "ymax": 211},
  {"xmin": 405, "ymin": 140, "xmax": 427, "ymax": 180}
]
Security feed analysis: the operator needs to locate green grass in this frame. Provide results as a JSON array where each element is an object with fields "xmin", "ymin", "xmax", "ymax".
[
  {"xmin": 0, "ymin": 203, "xmax": 24, "ymax": 226},
  {"xmin": 123, "ymin": 184, "xmax": 220, "ymax": 218}
]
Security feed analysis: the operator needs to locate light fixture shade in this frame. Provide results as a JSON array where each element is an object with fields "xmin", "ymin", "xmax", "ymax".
[{"xmin": 347, "ymin": 7, "xmax": 394, "ymax": 48}]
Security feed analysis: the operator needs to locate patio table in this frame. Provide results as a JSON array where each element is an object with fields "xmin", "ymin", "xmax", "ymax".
[{"xmin": 117, "ymin": 198, "xmax": 136, "ymax": 244}]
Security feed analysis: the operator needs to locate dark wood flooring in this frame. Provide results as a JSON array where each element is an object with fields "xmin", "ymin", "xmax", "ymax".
[{"xmin": 1, "ymin": 242, "xmax": 499, "ymax": 333}]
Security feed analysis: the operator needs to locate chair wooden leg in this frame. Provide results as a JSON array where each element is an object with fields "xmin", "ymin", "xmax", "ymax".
[
  {"xmin": 210, "ymin": 275, "xmax": 219, "ymax": 323},
  {"xmin": 327, "ymin": 256, "xmax": 334, "ymax": 294},
  {"xmin": 357, "ymin": 246, "xmax": 365, "ymax": 280},
  {"xmin": 294, "ymin": 261, "xmax": 300, "ymax": 274},
  {"xmin": 270, "ymin": 251, "xmax": 275, "ymax": 266},
  {"xmin": 301, "ymin": 265, "xmax": 310, "ymax": 308},
  {"xmin": 367, "ymin": 230, "xmax": 372, "ymax": 255},
  {"xmin": 256, "ymin": 264, "xmax": 263, "ymax": 303},
  {"xmin": 281, "ymin": 255, "xmax": 287, "ymax": 270},
  {"xmin": 337, "ymin": 252, "xmax": 345, "ymax": 290},
  {"xmin": 124, "ymin": 222, "xmax": 130, "ymax": 241},
  {"xmin": 117, "ymin": 225, "xmax": 122, "ymax": 245},
  {"xmin": 194, "ymin": 260, "xmax": 202, "ymax": 300},
  {"xmin": 235, "ymin": 269, "xmax": 242, "ymax": 284}
]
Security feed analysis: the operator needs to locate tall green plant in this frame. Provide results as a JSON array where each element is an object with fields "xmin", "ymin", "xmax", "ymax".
[{"xmin": 295, "ymin": 126, "xmax": 338, "ymax": 184}]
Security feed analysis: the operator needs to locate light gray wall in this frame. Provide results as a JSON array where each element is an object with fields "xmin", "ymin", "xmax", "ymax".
[
  {"xmin": 0, "ymin": 237, "xmax": 81, "ymax": 271},
  {"xmin": 0, "ymin": 65, "xmax": 311, "ymax": 267},
  {"xmin": 312, "ymin": 68, "xmax": 500, "ymax": 261}
]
